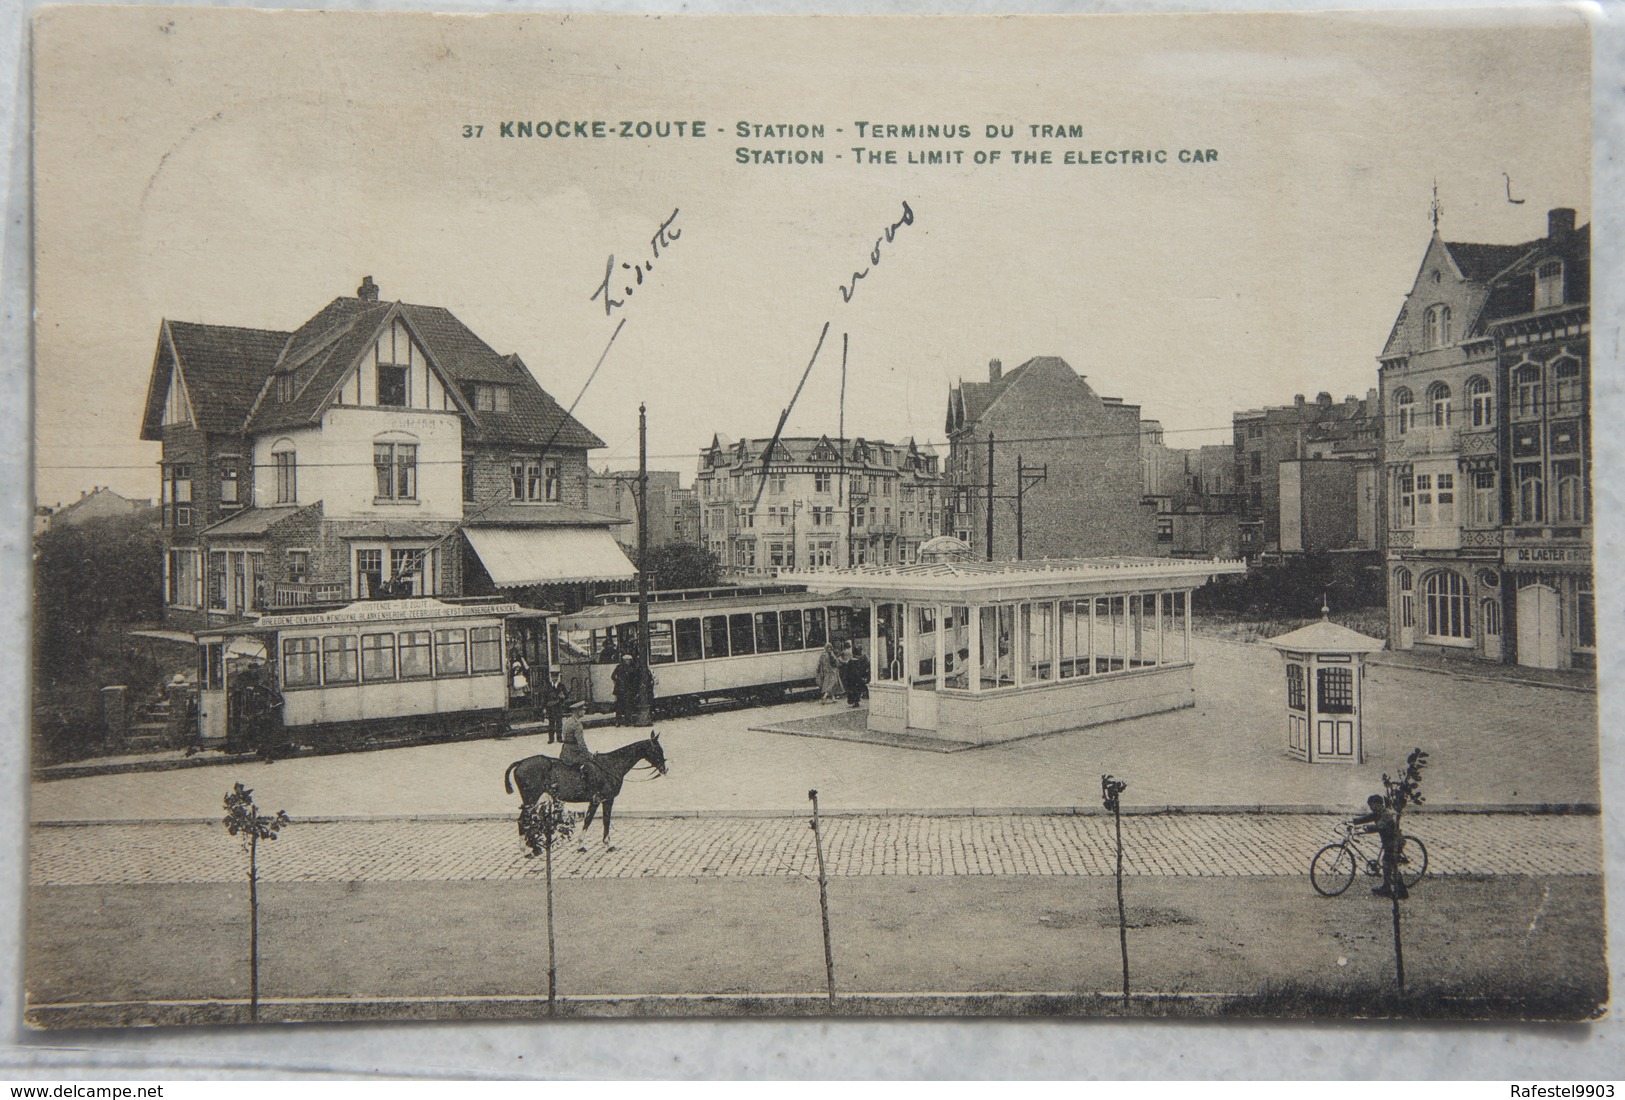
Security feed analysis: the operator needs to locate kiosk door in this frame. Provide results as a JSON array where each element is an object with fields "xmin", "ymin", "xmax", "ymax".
[{"xmin": 198, "ymin": 642, "xmax": 228, "ymax": 742}]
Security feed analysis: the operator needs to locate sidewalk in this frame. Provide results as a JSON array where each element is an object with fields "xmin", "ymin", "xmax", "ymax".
[{"xmin": 29, "ymin": 637, "xmax": 1603, "ymax": 823}]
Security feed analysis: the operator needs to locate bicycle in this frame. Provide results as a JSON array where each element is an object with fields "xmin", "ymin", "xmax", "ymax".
[{"xmin": 1309, "ymin": 821, "xmax": 1428, "ymax": 897}]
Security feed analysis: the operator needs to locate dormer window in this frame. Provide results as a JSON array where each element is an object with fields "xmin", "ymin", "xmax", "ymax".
[
  {"xmin": 1535, "ymin": 260, "xmax": 1564, "ymax": 310},
  {"xmin": 1422, "ymin": 304, "xmax": 1452, "ymax": 349},
  {"xmin": 274, "ymin": 373, "xmax": 296, "ymax": 403},
  {"xmin": 474, "ymin": 384, "xmax": 511, "ymax": 413}
]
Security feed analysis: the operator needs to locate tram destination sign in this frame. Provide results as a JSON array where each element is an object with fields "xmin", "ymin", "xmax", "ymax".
[{"xmin": 256, "ymin": 599, "xmax": 523, "ymax": 630}]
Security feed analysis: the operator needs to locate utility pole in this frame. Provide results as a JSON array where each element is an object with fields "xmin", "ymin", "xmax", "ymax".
[
  {"xmin": 633, "ymin": 404, "xmax": 652, "ymax": 726},
  {"xmin": 1015, "ymin": 456, "xmax": 1048, "ymax": 561},
  {"xmin": 1016, "ymin": 455, "xmax": 1024, "ymax": 561},
  {"xmin": 985, "ymin": 431, "xmax": 995, "ymax": 562}
]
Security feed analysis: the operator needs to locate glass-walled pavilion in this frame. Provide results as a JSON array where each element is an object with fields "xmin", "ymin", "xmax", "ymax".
[{"xmin": 802, "ymin": 557, "xmax": 1247, "ymax": 745}]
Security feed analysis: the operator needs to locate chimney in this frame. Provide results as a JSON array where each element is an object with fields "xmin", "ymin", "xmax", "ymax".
[
  {"xmin": 1548, "ymin": 208, "xmax": 1576, "ymax": 240},
  {"xmin": 357, "ymin": 276, "xmax": 380, "ymax": 302},
  {"xmin": 1294, "ymin": 394, "xmax": 1305, "ymax": 408},
  {"xmin": 1317, "ymin": 392, "xmax": 1333, "ymax": 408},
  {"xmin": 989, "ymin": 358, "xmax": 1003, "ymax": 384}
]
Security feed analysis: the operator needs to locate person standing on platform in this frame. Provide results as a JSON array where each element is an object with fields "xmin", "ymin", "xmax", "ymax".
[{"xmin": 541, "ymin": 667, "xmax": 571, "ymax": 744}]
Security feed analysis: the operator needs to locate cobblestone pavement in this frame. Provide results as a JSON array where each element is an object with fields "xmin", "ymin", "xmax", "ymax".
[{"xmin": 30, "ymin": 811, "xmax": 1601, "ymax": 886}]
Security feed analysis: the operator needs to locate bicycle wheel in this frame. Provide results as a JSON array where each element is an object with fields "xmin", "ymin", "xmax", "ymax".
[
  {"xmin": 1310, "ymin": 842, "xmax": 1357, "ymax": 897},
  {"xmin": 1397, "ymin": 835, "xmax": 1428, "ymax": 888}
]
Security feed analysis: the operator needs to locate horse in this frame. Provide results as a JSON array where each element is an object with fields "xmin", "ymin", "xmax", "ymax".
[{"xmin": 503, "ymin": 731, "xmax": 667, "ymax": 851}]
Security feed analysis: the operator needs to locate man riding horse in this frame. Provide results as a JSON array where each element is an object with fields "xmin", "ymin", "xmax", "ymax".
[{"xmin": 504, "ymin": 717, "xmax": 668, "ymax": 851}]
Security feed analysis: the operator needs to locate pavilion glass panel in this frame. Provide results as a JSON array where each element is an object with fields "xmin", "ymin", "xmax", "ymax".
[
  {"xmin": 876, "ymin": 602, "xmax": 903, "ymax": 681},
  {"xmin": 980, "ymin": 604, "xmax": 1016, "ymax": 690},
  {"xmin": 1023, "ymin": 601, "xmax": 1054, "ymax": 682},
  {"xmin": 944, "ymin": 605, "xmax": 971, "ymax": 689},
  {"xmin": 914, "ymin": 605, "xmax": 938, "ymax": 685}
]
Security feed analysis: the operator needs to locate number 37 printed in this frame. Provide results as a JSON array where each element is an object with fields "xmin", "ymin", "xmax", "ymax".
[{"xmin": 462, "ymin": 125, "xmax": 483, "ymax": 138}]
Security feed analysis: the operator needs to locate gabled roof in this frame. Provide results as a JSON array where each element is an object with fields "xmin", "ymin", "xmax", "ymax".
[
  {"xmin": 949, "ymin": 357, "xmax": 1108, "ymax": 435},
  {"xmin": 140, "ymin": 320, "xmax": 291, "ymax": 440},
  {"xmin": 1441, "ymin": 240, "xmax": 1531, "ymax": 283},
  {"xmin": 228, "ymin": 295, "xmax": 604, "ymax": 450}
]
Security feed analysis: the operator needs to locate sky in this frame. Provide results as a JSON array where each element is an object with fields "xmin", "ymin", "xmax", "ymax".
[{"xmin": 31, "ymin": 6, "xmax": 1591, "ymax": 504}]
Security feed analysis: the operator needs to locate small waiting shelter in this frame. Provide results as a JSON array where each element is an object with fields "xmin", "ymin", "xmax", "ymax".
[
  {"xmin": 1265, "ymin": 617, "xmax": 1385, "ymax": 765},
  {"xmin": 801, "ymin": 556, "xmax": 1246, "ymax": 745}
]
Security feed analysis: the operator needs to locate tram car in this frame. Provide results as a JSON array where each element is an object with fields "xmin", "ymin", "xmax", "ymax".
[
  {"xmin": 194, "ymin": 595, "xmax": 554, "ymax": 753},
  {"xmin": 557, "ymin": 585, "xmax": 869, "ymax": 715}
]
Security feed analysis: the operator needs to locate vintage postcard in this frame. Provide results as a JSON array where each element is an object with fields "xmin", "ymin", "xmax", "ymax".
[{"xmin": 26, "ymin": 5, "xmax": 1607, "ymax": 1030}]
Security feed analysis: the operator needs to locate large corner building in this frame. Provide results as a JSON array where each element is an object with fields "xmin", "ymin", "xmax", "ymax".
[{"xmin": 1379, "ymin": 208, "xmax": 1591, "ymax": 669}]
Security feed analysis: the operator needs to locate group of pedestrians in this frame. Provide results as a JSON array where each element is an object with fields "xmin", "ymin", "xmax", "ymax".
[{"xmin": 815, "ymin": 639, "xmax": 871, "ymax": 708}]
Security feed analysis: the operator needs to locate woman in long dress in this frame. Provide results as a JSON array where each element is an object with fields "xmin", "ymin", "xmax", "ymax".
[{"xmin": 815, "ymin": 641, "xmax": 843, "ymax": 703}]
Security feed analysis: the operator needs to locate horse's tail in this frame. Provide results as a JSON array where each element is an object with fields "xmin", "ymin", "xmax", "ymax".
[{"xmin": 503, "ymin": 759, "xmax": 521, "ymax": 796}]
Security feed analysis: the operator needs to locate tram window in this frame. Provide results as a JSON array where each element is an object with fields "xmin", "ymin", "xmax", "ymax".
[
  {"xmin": 729, "ymin": 613, "xmax": 757, "ymax": 655},
  {"xmin": 283, "ymin": 637, "xmax": 320, "ymax": 687},
  {"xmin": 469, "ymin": 626, "xmax": 503, "ymax": 673},
  {"xmin": 780, "ymin": 609, "xmax": 805, "ymax": 650},
  {"xmin": 703, "ymin": 615, "xmax": 731, "ymax": 659},
  {"xmin": 804, "ymin": 608, "xmax": 828, "ymax": 647},
  {"xmin": 323, "ymin": 635, "xmax": 359, "ymax": 684},
  {"xmin": 594, "ymin": 630, "xmax": 621, "ymax": 664},
  {"xmin": 615, "ymin": 623, "xmax": 642, "ymax": 658},
  {"xmin": 362, "ymin": 633, "xmax": 397, "ymax": 681},
  {"xmin": 675, "ymin": 618, "xmax": 703, "ymax": 662},
  {"xmin": 435, "ymin": 629, "xmax": 468, "ymax": 676},
  {"xmin": 754, "ymin": 611, "xmax": 781, "ymax": 652},
  {"xmin": 399, "ymin": 631, "xmax": 432, "ymax": 679},
  {"xmin": 647, "ymin": 621, "xmax": 676, "ymax": 664},
  {"xmin": 828, "ymin": 606, "xmax": 851, "ymax": 643}
]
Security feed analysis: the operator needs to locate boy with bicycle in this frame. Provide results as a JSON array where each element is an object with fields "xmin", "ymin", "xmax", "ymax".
[{"xmin": 1352, "ymin": 793, "xmax": 1407, "ymax": 900}]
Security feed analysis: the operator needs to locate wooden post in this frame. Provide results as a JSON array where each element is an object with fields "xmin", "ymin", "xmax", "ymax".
[
  {"xmin": 546, "ymin": 830, "xmax": 558, "ymax": 1015},
  {"xmin": 809, "ymin": 789, "xmax": 837, "ymax": 1010},
  {"xmin": 248, "ymin": 830, "xmax": 259, "ymax": 1022}
]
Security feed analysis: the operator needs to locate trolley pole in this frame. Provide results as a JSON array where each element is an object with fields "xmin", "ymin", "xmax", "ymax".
[{"xmin": 633, "ymin": 404, "xmax": 652, "ymax": 726}]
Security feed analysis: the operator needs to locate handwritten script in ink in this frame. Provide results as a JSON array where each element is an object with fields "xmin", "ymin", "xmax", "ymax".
[
  {"xmin": 839, "ymin": 200, "xmax": 915, "ymax": 304},
  {"xmin": 591, "ymin": 208, "xmax": 683, "ymax": 317}
]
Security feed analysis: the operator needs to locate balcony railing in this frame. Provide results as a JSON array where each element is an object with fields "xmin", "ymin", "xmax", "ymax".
[{"xmin": 271, "ymin": 581, "xmax": 350, "ymax": 607}]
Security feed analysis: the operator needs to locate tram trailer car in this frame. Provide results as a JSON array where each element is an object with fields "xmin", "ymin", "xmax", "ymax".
[
  {"xmin": 558, "ymin": 585, "xmax": 868, "ymax": 715},
  {"xmin": 199, "ymin": 596, "xmax": 544, "ymax": 753}
]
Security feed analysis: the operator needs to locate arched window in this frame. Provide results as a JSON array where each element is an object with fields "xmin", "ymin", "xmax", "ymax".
[
  {"xmin": 1482, "ymin": 598, "xmax": 1502, "ymax": 638},
  {"xmin": 1423, "ymin": 304, "xmax": 1452, "ymax": 348},
  {"xmin": 1422, "ymin": 570, "xmax": 1471, "ymax": 640},
  {"xmin": 1467, "ymin": 376, "xmax": 1493, "ymax": 428},
  {"xmin": 1427, "ymin": 382, "xmax": 1452, "ymax": 428},
  {"xmin": 1553, "ymin": 358, "xmax": 1582, "ymax": 411},
  {"xmin": 1514, "ymin": 364, "xmax": 1542, "ymax": 419},
  {"xmin": 1534, "ymin": 260, "xmax": 1564, "ymax": 310},
  {"xmin": 1396, "ymin": 567, "xmax": 1414, "ymax": 630},
  {"xmin": 1393, "ymin": 387, "xmax": 1415, "ymax": 436}
]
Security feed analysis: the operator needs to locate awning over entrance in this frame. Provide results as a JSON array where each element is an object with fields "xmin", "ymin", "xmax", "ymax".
[{"xmin": 464, "ymin": 526, "xmax": 637, "ymax": 586}]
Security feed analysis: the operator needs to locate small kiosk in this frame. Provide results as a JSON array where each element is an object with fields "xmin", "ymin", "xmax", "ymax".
[
  {"xmin": 801, "ymin": 556, "xmax": 1246, "ymax": 745},
  {"xmin": 1265, "ymin": 617, "xmax": 1385, "ymax": 765}
]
